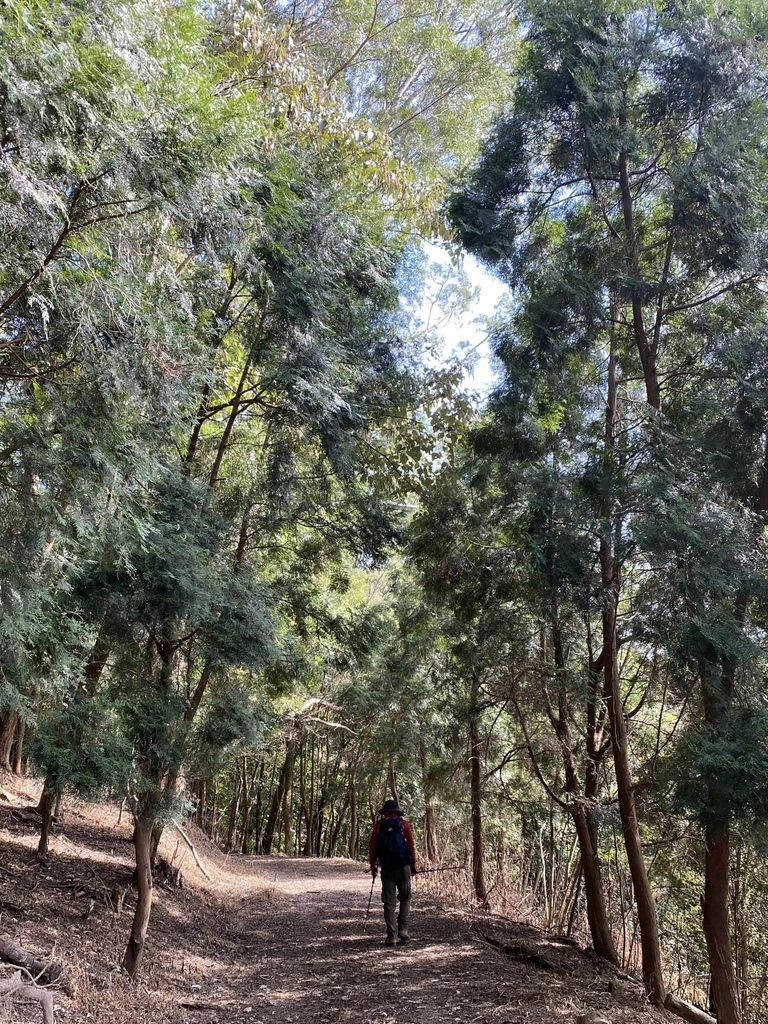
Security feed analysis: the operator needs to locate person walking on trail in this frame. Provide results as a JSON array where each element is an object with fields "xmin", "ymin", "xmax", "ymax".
[{"xmin": 369, "ymin": 799, "xmax": 418, "ymax": 946}]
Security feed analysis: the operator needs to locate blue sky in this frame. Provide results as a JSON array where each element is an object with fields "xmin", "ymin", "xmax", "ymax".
[{"xmin": 416, "ymin": 241, "xmax": 508, "ymax": 398}]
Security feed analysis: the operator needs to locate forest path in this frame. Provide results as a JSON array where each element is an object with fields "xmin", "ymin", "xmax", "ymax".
[
  {"xmin": 176, "ymin": 856, "xmax": 665, "ymax": 1024},
  {"xmin": 0, "ymin": 786, "xmax": 665, "ymax": 1024}
]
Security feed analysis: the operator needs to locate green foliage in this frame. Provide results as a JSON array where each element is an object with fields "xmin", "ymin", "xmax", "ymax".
[
  {"xmin": 28, "ymin": 693, "xmax": 131, "ymax": 798},
  {"xmin": 670, "ymin": 708, "xmax": 768, "ymax": 835}
]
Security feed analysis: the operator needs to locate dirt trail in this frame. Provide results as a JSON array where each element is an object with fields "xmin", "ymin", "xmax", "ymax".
[
  {"xmin": 0, "ymin": 784, "xmax": 667, "ymax": 1024},
  {"xmin": 174, "ymin": 857, "xmax": 664, "ymax": 1024}
]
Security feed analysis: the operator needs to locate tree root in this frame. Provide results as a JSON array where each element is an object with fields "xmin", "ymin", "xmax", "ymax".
[{"xmin": 0, "ymin": 969, "xmax": 54, "ymax": 1024}]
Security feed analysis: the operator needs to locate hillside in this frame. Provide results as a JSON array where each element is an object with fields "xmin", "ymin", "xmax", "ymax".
[{"xmin": 0, "ymin": 774, "xmax": 668, "ymax": 1024}]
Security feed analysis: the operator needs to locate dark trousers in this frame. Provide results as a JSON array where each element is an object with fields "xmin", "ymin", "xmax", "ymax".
[{"xmin": 381, "ymin": 865, "xmax": 411, "ymax": 937}]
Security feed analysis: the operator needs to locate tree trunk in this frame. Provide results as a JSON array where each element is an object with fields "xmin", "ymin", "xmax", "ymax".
[
  {"xmin": 469, "ymin": 698, "xmax": 487, "ymax": 907},
  {"xmin": 328, "ymin": 795, "xmax": 348, "ymax": 858},
  {"xmin": 703, "ymin": 829, "xmax": 739, "ymax": 1024},
  {"xmin": 698, "ymin": 643, "xmax": 741, "ymax": 1023},
  {"xmin": 348, "ymin": 779, "xmax": 358, "ymax": 860},
  {"xmin": 122, "ymin": 818, "xmax": 153, "ymax": 979},
  {"xmin": 226, "ymin": 774, "xmax": 241, "ymax": 852},
  {"xmin": 241, "ymin": 757, "xmax": 258, "ymax": 855},
  {"xmin": 10, "ymin": 718, "xmax": 25, "ymax": 775},
  {"xmin": 0, "ymin": 935, "xmax": 62, "ymax": 985},
  {"xmin": 733, "ymin": 842, "xmax": 748, "ymax": 1023},
  {"xmin": 261, "ymin": 775, "xmax": 280, "ymax": 855},
  {"xmin": 195, "ymin": 779, "xmax": 205, "ymax": 829},
  {"xmin": 149, "ymin": 820, "xmax": 166, "ymax": 867},
  {"xmin": 388, "ymin": 756, "xmax": 399, "ymax": 803},
  {"xmin": 246, "ymin": 757, "xmax": 264, "ymax": 851},
  {"xmin": 303, "ymin": 735, "xmax": 315, "ymax": 856},
  {"xmin": 698, "ymin": 596, "xmax": 750, "ymax": 1024},
  {"xmin": 84, "ymin": 628, "xmax": 111, "ymax": 691},
  {"xmin": 600, "ymin": 339, "xmax": 665, "ymax": 1005},
  {"xmin": 420, "ymin": 740, "xmax": 440, "ymax": 863},
  {"xmin": 261, "ymin": 741, "xmax": 294, "ymax": 855},
  {"xmin": 0, "ymin": 713, "xmax": 17, "ymax": 770},
  {"xmin": 37, "ymin": 782, "xmax": 56, "ymax": 859},
  {"xmin": 282, "ymin": 752, "xmax": 293, "ymax": 856},
  {"xmin": 617, "ymin": 144, "xmax": 661, "ymax": 412},
  {"xmin": 572, "ymin": 803, "xmax": 617, "ymax": 964},
  {"xmin": 550, "ymin": 614, "xmax": 617, "ymax": 965},
  {"xmin": 209, "ymin": 776, "xmax": 218, "ymax": 840},
  {"xmin": 314, "ymin": 794, "xmax": 327, "ymax": 857}
]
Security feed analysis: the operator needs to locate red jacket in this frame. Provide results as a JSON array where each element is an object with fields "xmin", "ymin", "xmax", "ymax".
[{"xmin": 369, "ymin": 815, "xmax": 418, "ymax": 872}]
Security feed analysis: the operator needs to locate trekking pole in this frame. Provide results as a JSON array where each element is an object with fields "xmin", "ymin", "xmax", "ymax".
[{"xmin": 362, "ymin": 871, "xmax": 377, "ymax": 932}]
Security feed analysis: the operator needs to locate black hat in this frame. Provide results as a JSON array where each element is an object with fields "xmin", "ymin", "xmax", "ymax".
[{"xmin": 380, "ymin": 799, "xmax": 402, "ymax": 815}]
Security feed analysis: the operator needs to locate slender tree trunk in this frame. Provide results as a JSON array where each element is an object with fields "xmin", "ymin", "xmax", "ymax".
[
  {"xmin": 469, "ymin": 684, "xmax": 487, "ymax": 906},
  {"xmin": 550, "ymin": 613, "xmax": 617, "ymax": 964},
  {"xmin": 304, "ymin": 734, "xmax": 315, "ymax": 856},
  {"xmin": 84, "ymin": 629, "xmax": 111, "ymax": 690},
  {"xmin": 195, "ymin": 779, "xmax": 205, "ymax": 829},
  {"xmin": 262, "ymin": 778, "xmax": 279, "ymax": 855},
  {"xmin": 420, "ymin": 740, "xmax": 440, "ymax": 863},
  {"xmin": 568, "ymin": 865, "xmax": 583, "ymax": 937},
  {"xmin": 257, "ymin": 755, "xmax": 276, "ymax": 851},
  {"xmin": 703, "ymin": 830, "xmax": 739, "ymax": 1024},
  {"xmin": 701, "ymin": 656, "xmax": 741, "ymax": 1024},
  {"xmin": 226, "ymin": 774, "xmax": 241, "ymax": 852},
  {"xmin": 252, "ymin": 758, "xmax": 266, "ymax": 853},
  {"xmin": 261, "ymin": 741, "xmax": 294, "ymax": 855},
  {"xmin": 733, "ymin": 843, "xmax": 748, "ymax": 1023},
  {"xmin": 282, "ymin": 750, "xmax": 294, "ymax": 856},
  {"xmin": 329, "ymin": 796, "xmax": 348, "ymax": 858},
  {"xmin": 696, "ymin": 443, "xmax": 768, "ymax": 1024},
  {"xmin": 572, "ymin": 804, "xmax": 618, "ymax": 963},
  {"xmin": 388, "ymin": 756, "xmax": 398, "ymax": 803},
  {"xmin": 240, "ymin": 758, "xmax": 254, "ymax": 855},
  {"xmin": 617, "ymin": 142, "xmax": 661, "ymax": 411},
  {"xmin": 315, "ymin": 794, "xmax": 327, "ymax": 857},
  {"xmin": 600, "ymin": 338, "xmax": 665, "ymax": 1006},
  {"xmin": 123, "ymin": 817, "xmax": 154, "ymax": 979},
  {"xmin": 0, "ymin": 713, "xmax": 17, "ymax": 770},
  {"xmin": 348, "ymin": 779, "xmax": 358, "ymax": 860},
  {"xmin": 37, "ymin": 782, "xmax": 56, "ymax": 858},
  {"xmin": 10, "ymin": 718, "xmax": 25, "ymax": 775},
  {"xmin": 209, "ymin": 776, "xmax": 219, "ymax": 840},
  {"xmin": 38, "ymin": 628, "xmax": 113, "ymax": 851}
]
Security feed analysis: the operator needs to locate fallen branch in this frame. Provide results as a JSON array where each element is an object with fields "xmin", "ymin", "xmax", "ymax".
[
  {"xmin": 0, "ymin": 934, "xmax": 62, "ymax": 985},
  {"xmin": 179, "ymin": 1000, "xmax": 233, "ymax": 1010},
  {"xmin": 664, "ymin": 993, "xmax": 717, "ymax": 1024},
  {"xmin": 0, "ymin": 970, "xmax": 54, "ymax": 1024},
  {"xmin": 172, "ymin": 821, "xmax": 212, "ymax": 881},
  {"xmin": 476, "ymin": 928, "xmax": 560, "ymax": 972}
]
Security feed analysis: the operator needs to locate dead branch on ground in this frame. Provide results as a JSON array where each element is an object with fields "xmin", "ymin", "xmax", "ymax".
[{"xmin": 0, "ymin": 967, "xmax": 54, "ymax": 1024}]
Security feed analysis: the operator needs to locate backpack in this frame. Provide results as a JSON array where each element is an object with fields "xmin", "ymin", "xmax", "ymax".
[{"xmin": 377, "ymin": 815, "xmax": 412, "ymax": 870}]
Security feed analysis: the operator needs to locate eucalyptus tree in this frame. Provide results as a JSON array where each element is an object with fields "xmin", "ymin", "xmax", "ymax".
[
  {"xmin": 451, "ymin": 1, "xmax": 768, "ymax": 1018},
  {"xmin": 261, "ymin": 0, "xmax": 517, "ymax": 202}
]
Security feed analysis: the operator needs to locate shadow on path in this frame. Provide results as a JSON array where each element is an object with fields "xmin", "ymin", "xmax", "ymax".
[{"xmin": 173, "ymin": 856, "xmax": 664, "ymax": 1024}]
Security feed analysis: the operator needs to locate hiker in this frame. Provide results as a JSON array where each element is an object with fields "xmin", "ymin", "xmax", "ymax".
[{"xmin": 369, "ymin": 799, "xmax": 418, "ymax": 946}]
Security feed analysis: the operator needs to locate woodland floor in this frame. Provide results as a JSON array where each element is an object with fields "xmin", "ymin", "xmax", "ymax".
[{"xmin": 0, "ymin": 774, "xmax": 670, "ymax": 1024}]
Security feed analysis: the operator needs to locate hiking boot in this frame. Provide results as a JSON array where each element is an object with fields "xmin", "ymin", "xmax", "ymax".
[
  {"xmin": 384, "ymin": 934, "xmax": 396, "ymax": 947},
  {"xmin": 397, "ymin": 931, "xmax": 410, "ymax": 943}
]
